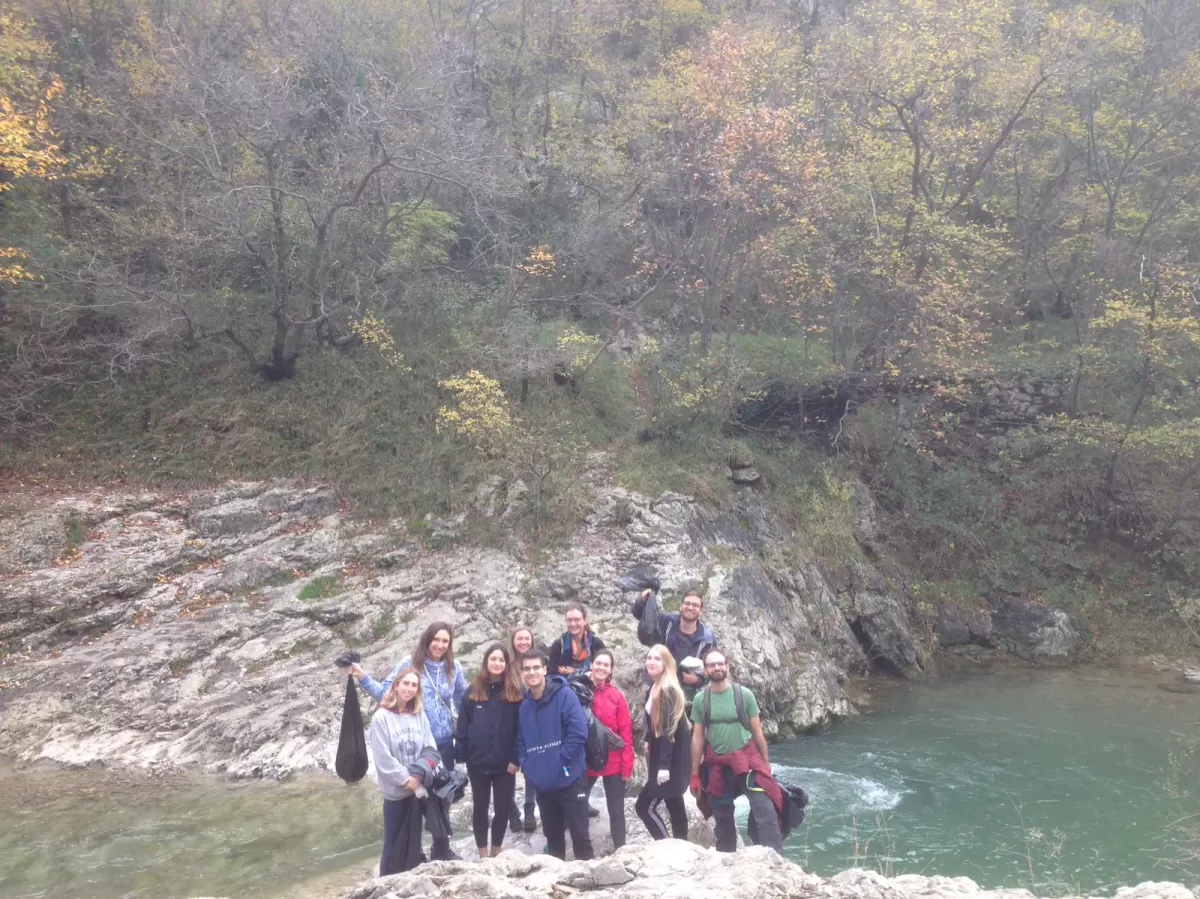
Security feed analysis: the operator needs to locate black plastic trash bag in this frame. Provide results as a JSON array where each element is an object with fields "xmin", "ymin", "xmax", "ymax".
[
  {"xmin": 618, "ymin": 566, "xmax": 660, "ymax": 594},
  {"xmin": 619, "ymin": 566, "xmax": 665, "ymax": 647},
  {"xmin": 334, "ymin": 652, "xmax": 369, "ymax": 784}
]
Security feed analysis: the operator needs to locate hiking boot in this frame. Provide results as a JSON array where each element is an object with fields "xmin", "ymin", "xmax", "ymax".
[
  {"xmin": 509, "ymin": 809, "xmax": 523, "ymax": 834},
  {"xmin": 523, "ymin": 812, "xmax": 537, "ymax": 833},
  {"xmin": 588, "ymin": 803, "xmax": 600, "ymax": 818}
]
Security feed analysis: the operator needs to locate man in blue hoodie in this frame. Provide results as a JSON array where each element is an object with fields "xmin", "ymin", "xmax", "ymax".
[{"xmin": 517, "ymin": 649, "xmax": 593, "ymax": 861}]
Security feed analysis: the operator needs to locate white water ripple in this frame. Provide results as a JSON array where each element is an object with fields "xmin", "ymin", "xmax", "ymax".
[{"xmin": 772, "ymin": 764, "xmax": 906, "ymax": 813}]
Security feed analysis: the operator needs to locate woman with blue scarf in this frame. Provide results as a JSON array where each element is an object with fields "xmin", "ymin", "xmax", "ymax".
[{"xmin": 350, "ymin": 620, "xmax": 467, "ymax": 860}]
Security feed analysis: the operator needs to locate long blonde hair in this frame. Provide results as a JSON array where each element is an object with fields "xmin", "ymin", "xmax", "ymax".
[
  {"xmin": 380, "ymin": 666, "xmax": 424, "ymax": 715},
  {"xmin": 647, "ymin": 644, "xmax": 686, "ymax": 738}
]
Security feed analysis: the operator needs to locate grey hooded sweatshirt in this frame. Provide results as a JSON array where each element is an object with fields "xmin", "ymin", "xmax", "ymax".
[{"xmin": 369, "ymin": 707, "xmax": 437, "ymax": 800}]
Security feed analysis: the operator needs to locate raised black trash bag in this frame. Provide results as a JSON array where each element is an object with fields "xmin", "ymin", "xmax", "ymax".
[
  {"xmin": 333, "ymin": 651, "xmax": 369, "ymax": 784},
  {"xmin": 617, "ymin": 566, "xmax": 660, "ymax": 594},
  {"xmin": 618, "ymin": 566, "xmax": 664, "ymax": 647}
]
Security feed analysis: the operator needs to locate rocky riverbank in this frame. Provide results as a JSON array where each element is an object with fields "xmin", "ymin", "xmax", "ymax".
[
  {"xmin": 335, "ymin": 840, "xmax": 1196, "ymax": 899},
  {"xmin": 0, "ymin": 471, "xmax": 1084, "ymax": 778}
]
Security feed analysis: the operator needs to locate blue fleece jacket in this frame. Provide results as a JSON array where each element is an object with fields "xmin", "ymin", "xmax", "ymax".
[
  {"xmin": 517, "ymin": 676, "xmax": 588, "ymax": 794},
  {"xmin": 359, "ymin": 656, "xmax": 467, "ymax": 742}
]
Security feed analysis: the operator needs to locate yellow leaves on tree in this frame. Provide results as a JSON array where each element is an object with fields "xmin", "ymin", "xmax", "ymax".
[
  {"xmin": 657, "ymin": 24, "xmax": 815, "ymax": 215},
  {"xmin": 351, "ymin": 313, "xmax": 411, "ymax": 372},
  {"xmin": 0, "ymin": 13, "xmax": 64, "ymax": 284},
  {"xmin": 1090, "ymin": 263, "xmax": 1200, "ymax": 378},
  {"xmin": 436, "ymin": 368, "xmax": 587, "ymax": 531},
  {"xmin": 518, "ymin": 245, "xmax": 557, "ymax": 279},
  {"xmin": 437, "ymin": 370, "xmax": 514, "ymax": 458},
  {"xmin": 556, "ymin": 326, "xmax": 603, "ymax": 372}
]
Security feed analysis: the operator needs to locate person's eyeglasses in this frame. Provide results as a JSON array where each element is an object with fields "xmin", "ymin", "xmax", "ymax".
[
  {"xmin": 704, "ymin": 662, "xmax": 727, "ymax": 668},
  {"xmin": 521, "ymin": 666, "xmax": 544, "ymax": 674},
  {"xmin": 565, "ymin": 617, "xmax": 584, "ymax": 624}
]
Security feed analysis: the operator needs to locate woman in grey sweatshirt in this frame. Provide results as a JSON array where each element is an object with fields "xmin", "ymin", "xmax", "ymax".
[{"xmin": 369, "ymin": 667, "xmax": 438, "ymax": 875}]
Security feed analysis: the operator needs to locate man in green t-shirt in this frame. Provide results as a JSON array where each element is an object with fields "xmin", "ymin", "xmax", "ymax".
[{"xmin": 688, "ymin": 649, "xmax": 784, "ymax": 853}]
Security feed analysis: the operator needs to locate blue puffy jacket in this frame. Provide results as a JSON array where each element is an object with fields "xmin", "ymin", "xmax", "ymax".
[{"xmin": 517, "ymin": 676, "xmax": 588, "ymax": 793}]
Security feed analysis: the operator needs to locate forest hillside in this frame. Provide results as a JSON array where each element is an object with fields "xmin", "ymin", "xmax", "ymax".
[{"xmin": 1, "ymin": 0, "xmax": 1198, "ymax": 653}]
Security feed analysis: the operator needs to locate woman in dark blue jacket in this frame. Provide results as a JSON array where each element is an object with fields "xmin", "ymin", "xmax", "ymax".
[{"xmin": 455, "ymin": 643, "xmax": 523, "ymax": 857}]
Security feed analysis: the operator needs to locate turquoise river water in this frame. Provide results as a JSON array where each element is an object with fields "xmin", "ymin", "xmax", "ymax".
[{"xmin": 3, "ymin": 668, "xmax": 1198, "ymax": 898}]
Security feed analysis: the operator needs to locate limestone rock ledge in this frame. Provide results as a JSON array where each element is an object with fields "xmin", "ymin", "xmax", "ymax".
[
  {"xmin": 338, "ymin": 841, "xmax": 1196, "ymax": 899},
  {"xmin": 0, "ymin": 473, "xmax": 923, "ymax": 776}
]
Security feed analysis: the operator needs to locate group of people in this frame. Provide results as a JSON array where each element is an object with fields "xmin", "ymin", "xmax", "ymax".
[{"xmin": 345, "ymin": 589, "xmax": 786, "ymax": 876}]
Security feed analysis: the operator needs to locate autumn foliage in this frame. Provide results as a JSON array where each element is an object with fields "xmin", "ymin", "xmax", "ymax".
[{"xmin": 0, "ymin": 0, "xmax": 1196, "ymax": 570}]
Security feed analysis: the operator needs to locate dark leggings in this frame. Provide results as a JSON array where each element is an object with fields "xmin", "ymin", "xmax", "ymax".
[
  {"xmin": 635, "ymin": 785, "xmax": 688, "ymax": 840},
  {"xmin": 586, "ymin": 774, "xmax": 627, "ymax": 848},
  {"xmin": 468, "ymin": 769, "xmax": 516, "ymax": 848}
]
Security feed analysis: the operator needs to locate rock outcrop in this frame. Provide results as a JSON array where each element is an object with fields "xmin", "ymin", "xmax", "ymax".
[
  {"xmin": 991, "ymin": 597, "xmax": 1083, "ymax": 665},
  {"xmin": 337, "ymin": 840, "xmax": 1196, "ymax": 899},
  {"xmin": 0, "ymin": 474, "xmax": 928, "ymax": 776}
]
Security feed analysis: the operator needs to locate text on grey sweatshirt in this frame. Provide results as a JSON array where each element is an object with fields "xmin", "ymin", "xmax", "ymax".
[{"xmin": 369, "ymin": 707, "xmax": 436, "ymax": 800}]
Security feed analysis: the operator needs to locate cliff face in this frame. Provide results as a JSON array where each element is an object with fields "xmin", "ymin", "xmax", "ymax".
[{"xmin": 0, "ymin": 471, "xmax": 1067, "ymax": 778}]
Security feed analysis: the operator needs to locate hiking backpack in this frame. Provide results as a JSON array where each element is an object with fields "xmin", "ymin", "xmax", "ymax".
[
  {"xmin": 700, "ymin": 684, "xmax": 751, "ymax": 730},
  {"xmin": 567, "ymin": 673, "xmax": 625, "ymax": 770},
  {"xmin": 583, "ymin": 708, "xmax": 612, "ymax": 771}
]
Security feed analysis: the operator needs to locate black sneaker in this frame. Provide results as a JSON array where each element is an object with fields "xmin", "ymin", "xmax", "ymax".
[
  {"xmin": 430, "ymin": 841, "xmax": 462, "ymax": 862},
  {"xmin": 588, "ymin": 803, "xmax": 600, "ymax": 818},
  {"xmin": 523, "ymin": 813, "xmax": 537, "ymax": 833},
  {"xmin": 509, "ymin": 810, "xmax": 522, "ymax": 833}
]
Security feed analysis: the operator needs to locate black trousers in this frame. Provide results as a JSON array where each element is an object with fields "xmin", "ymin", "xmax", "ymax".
[
  {"xmin": 431, "ymin": 737, "xmax": 455, "ymax": 856},
  {"xmin": 585, "ymin": 774, "xmax": 626, "ymax": 849},
  {"xmin": 710, "ymin": 769, "xmax": 783, "ymax": 853},
  {"xmin": 536, "ymin": 776, "xmax": 594, "ymax": 860},
  {"xmin": 468, "ymin": 768, "xmax": 516, "ymax": 848},
  {"xmin": 635, "ymin": 784, "xmax": 688, "ymax": 840}
]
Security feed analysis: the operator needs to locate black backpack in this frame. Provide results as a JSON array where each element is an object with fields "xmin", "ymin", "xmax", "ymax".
[
  {"xmin": 746, "ymin": 779, "xmax": 809, "ymax": 844},
  {"xmin": 782, "ymin": 781, "xmax": 809, "ymax": 833},
  {"xmin": 568, "ymin": 674, "xmax": 625, "ymax": 770},
  {"xmin": 583, "ymin": 708, "xmax": 612, "ymax": 771}
]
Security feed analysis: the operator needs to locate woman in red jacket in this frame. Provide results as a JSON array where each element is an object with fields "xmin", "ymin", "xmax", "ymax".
[{"xmin": 585, "ymin": 649, "xmax": 634, "ymax": 848}]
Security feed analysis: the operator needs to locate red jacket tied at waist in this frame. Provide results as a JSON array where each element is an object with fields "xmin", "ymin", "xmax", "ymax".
[{"xmin": 696, "ymin": 739, "xmax": 784, "ymax": 821}]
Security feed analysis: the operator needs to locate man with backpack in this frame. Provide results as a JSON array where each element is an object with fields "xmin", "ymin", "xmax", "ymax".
[
  {"xmin": 516, "ymin": 649, "xmax": 594, "ymax": 861},
  {"xmin": 631, "ymin": 589, "xmax": 717, "ymax": 691},
  {"xmin": 688, "ymin": 648, "xmax": 785, "ymax": 853}
]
